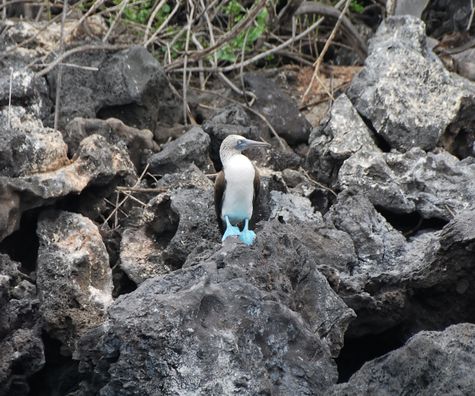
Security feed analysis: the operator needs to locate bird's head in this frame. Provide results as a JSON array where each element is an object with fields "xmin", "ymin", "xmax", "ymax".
[{"xmin": 219, "ymin": 134, "xmax": 270, "ymax": 163}]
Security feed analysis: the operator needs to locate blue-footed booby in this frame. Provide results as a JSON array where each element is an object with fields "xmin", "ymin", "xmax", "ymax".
[{"xmin": 214, "ymin": 135, "xmax": 270, "ymax": 246}]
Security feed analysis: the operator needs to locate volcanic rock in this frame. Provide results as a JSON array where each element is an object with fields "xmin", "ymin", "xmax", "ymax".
[
  {"xmin": 347, "ymin": 16, "xmax": 475, "ymax": 152},
  {"xmin": 0, "ymin": 254, "xmax": 44, "ymax": 396},
  {"xmin": 36, "ymin": 210, "xmax": 113, "ymax": 355},
  {"xmin": 148, "ymin": 126, "xmax": 213, "ymax": 174},
  {"xmin": 328, "ymin": 323, "xmax": 475, "ymax": 395}
]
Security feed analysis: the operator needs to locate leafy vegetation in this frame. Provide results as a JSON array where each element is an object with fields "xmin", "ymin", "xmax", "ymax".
[{"xmin": 217, "ymin": 1, "xmax": 269, "ymax": 62}]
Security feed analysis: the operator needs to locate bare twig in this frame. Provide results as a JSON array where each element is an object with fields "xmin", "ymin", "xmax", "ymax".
[
  {"xmin": 36, "ymin": 43, "xmax": 129, "ymax": 77},
  {"xmin": 295, "ymin": 1, "xmax": 367, "ymax": 60},
  {"xmin": 168, "ymin": 13, "xmax": 327, "ymax": 73},
  {"xmin": 166, "ymin": 0, "xmax": 267, "ymax": 70},
  {"xmin": 116, "ymin": 186, "xmax": 167, "ymax": 193},
  {"xmin": 102, "ymin": 164, "xmax": 149, "ymax": 226},
  {"xmin": 300, "ymin": 167, "xmax": 338, "ymax": 198},
  {"xmin": 182, "ymin": 0, "xmax": 195, "ymax": 125},
  {"xmin": 103, "ymin": 0, "xmax": 130, "ymax": 42},
  {"xmin": 144, "ymin": 0, "xmax": 167, "ymax": 44},
  {"xmin": 8, "ymin": 68, "xmax": 13, "ymax": 128},
  {"xmin": 300, "ymin": 0, "xmax": 350, "ymax": 105},
  {"xmin": 468, "ymin": 0, "xmax": 475, "ymax": 31},
  {"xmin": 120, "ymin": 191, "xmax": 148, "ymax": 207},
  {"xmin": 2, "ymin": 0, "xmax": 6, "ymax": 20},
  {"xmin": 144, "ymin": 0, "xmax": 181, "ymax": 47},
  {"xmin": 54, "ymin": 0, "xmax": 68, "ymax": 131}
]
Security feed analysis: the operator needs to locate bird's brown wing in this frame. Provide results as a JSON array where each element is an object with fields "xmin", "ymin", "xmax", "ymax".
[
  {"xmin": 214, "ymin": 170, "xmax": 226, "ymax": 234},
  {"xmin": 251, "ymin": 166, "xmax": 261, "ymax": 229}
]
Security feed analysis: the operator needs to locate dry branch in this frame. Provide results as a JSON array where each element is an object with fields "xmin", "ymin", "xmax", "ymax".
[{"xmin": 300, "ymin": 0, "xmax": 351, "ymax": 105}]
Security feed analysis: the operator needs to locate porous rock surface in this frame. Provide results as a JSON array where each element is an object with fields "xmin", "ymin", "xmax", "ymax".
[
  {"xmin": 64, "ymin": 117, "xmax": 159, "ymax": 168},
  {"xmin": 306, "ymin": 94, "xmax": 380, "ymax": 185},
  {"xmin": 347, "ymin": 16, "xmax": 475, "ymax": 153},
  {"xmin": 36, "ymin": 210, "xmax": 113, "ymax": 355},
  {"xmin": 1, "ymin": 12, "xmax": 475, "ymax": 396},
  {"xmin": 338, "ymin": 148, "xmax": 475, "ymax": 220},
  {"xmin": 47, "ymin": 45, "xmax": 181, "ymax": 130},
  {"xmin": 244, "ymin": 73, "xmax": 312, "ymax": 145},
  {"xmin": 327, "ymin": 323, "xmax": 475, "ymax": 395},
  {"xmin": 148, "ymin": 126, "xmax": 214, "ymax": 174},
  {"xmin": 77, "ymin": 220, "xmax": 355, "ymax": 395},
  {"xmin": 0, "ymin": 254, "xmax": 43, "ymax": 396},
  {"xmin": 0, "ymin": 133, "xmax": 135, "ymax": 242}
]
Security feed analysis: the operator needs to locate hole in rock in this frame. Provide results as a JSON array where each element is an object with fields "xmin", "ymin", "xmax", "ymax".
[
  {"xmin": 358, "ymin": 113, "xmax": 391, "ymax": 152},
  {"xmin": 112, "ymin": 266, "xmax": 137, "ymax": 298},
  {"xmin": 147, "ymin": 198, "xmax": 179, "ymax": 250},
  {"xmin": 308, "ymin": 188, "xmax": 336, "ymax": 215},
  {"xmin": 336, "ymin": 324, "xmax": 407, "ymax": 383},
  {"xmin": 0, "ymin": 208, "xmax": 40, "ymax": 273},
  {"xmin": 97, "ymin": 103, "xmax": 146, "ymax": 130},
  {"xmin": 375, "ymin": 207, "xmax": 449, "ymax": 237},
  {"xmin": 28, "ymin": 333, "xmax": 83, "ymax": 396}
]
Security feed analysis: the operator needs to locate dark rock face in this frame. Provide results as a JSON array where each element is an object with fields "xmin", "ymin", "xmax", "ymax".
[
  {"xmin": 0, "ymin": 254, "xmax": 44, "ymax": 396},
  {"xmin": 148, "ymin": 126, "xmax": 214, "ymax": 174},
  {"xmin": 47, "ymin": 46, "xmax": 181, "ymax": 130},
  {"xmin": 423, "ymin": 0, "xmax": 473, "ymax": 37},
  {"xmin": 77, "ymin": 220, "xmax": 355, "ymax": 395},
  {"xmin": 347, "ymin": 16, "xmax": 475, "ymax": 152},
  {"xmin": 306, "ymin": 94, "xmax": 379, "ymax": 185},
  {"xmin": 338, "ymin": 148, "xmax": 475, "ymax": 220},
  {"xmin": 1, "ymin": 12, "xmax": 475, "ymax": 396},
  {"xmin": 244, "ymin": 74, "xmax": 311, "ymax": 145},
  {"xmin": 327, "ymin": 323, "xmax": 475, "ymax": 395},
  {"xmin": 325, "ymin": 205, "xmax": 475, "ymax": 338},
  {"xmin": 36, "ymin": 210, "xmax": 113, "ymax": 355}
]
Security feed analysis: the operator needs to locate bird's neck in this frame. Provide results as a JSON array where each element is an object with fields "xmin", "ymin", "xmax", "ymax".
[{"xmin": 221, "ymin": 150, "xmax": 246, "ymax": 169}]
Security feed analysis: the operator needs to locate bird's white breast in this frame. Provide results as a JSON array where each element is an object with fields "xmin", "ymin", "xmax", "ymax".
[{"xmin": 221, "ymin": 155, "xmax": 255, "ymax": 224}]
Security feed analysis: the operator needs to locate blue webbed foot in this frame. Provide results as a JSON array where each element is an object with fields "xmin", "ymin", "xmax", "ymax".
[
  {"xmin": 239, "ymin": 219, "xmax": 256, "ymax": 246},
  {"xmin": 222, "ymin": 216, "xmax": 241, "ymax": 242}
]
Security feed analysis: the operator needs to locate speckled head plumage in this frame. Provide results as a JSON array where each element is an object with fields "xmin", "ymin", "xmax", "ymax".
[{"xmin": 219, "ymin": 134, "xmax": 270, "ymax": 165}]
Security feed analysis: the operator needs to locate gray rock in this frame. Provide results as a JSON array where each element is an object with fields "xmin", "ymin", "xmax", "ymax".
[
  {"xmin": 148, "ymin": 126, "xmax": 213, "ymax": 174},
  {"xmin": 325, "ymin": 191, "xmax": 407, "ymax": 275},
  {"xmin": 324, "ymin": 207, "xmax": 475, "ymax": 338},
  {"xmin": 338, "ymin": 148, "xmax": 475, "ymax": 220},
  {"xmin": 423, "ymin": 0, "xmax": 473, "ymax": 37},
  {"xmin": 0, "ymin": 134, "xmax": 135, "ymax": 242},
  {"xmin": 47, "ymin": 46, "xmax": 181, "ymax": 130},
  {"xmin": 0, "ymin": 62, "xmax": 51, "ymax": 120},
  {"xmin": 0, "ymin": 254, "xmax": 44, "ymax": 396},
  {"xmin": 119, "ymin": 166, "xmax": 221, "ymax": 282},
  {"xmin": 77, "ymin": 220, "xmax": 355, "ymax": 395},
  {"xmin": 306, "ymin": 94, "xmax": 380, "ymax": 185},
  {"xmin": 327, "ymin": 323, "xmax": 475, "ymax": 395},
  {"xmin": 119, "ymin": 194, "xmax": 175, "ymax": 284},
  {"xmin": 347, "ymin": 16, "xmax": 475, "ymax": 152},
  {"xmin": 269, "ymin": 190, "xmax": 323, "ymax": 224},
  {"xmin": 0, "ymin": 107, "xmax": 68, "ymax": 178},
  {"xmin": 36, "ymin": 210, "xmax": 113, "ymax": 355},
  {"xmin": 64, "ymin": 117, "xmax": 159, "ymax": 169},
  {"xmin": 244, "ymin": 73, "xmax": 311, "ymax": 145}
]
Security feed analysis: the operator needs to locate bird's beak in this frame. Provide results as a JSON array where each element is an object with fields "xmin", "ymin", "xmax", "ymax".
[{"xmin": 243, "ymin": 139, "xmax": 271, "ymax": 149}]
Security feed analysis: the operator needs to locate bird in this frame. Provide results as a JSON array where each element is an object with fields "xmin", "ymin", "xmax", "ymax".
[{"xmin": 214, "ymin": 134, "xmax": 270, "ymax": 246}]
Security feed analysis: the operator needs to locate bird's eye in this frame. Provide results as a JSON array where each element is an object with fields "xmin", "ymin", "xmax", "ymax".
[{"xmin": 237, "ymin": 139, "xmax": 244, "ymax": 146}]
